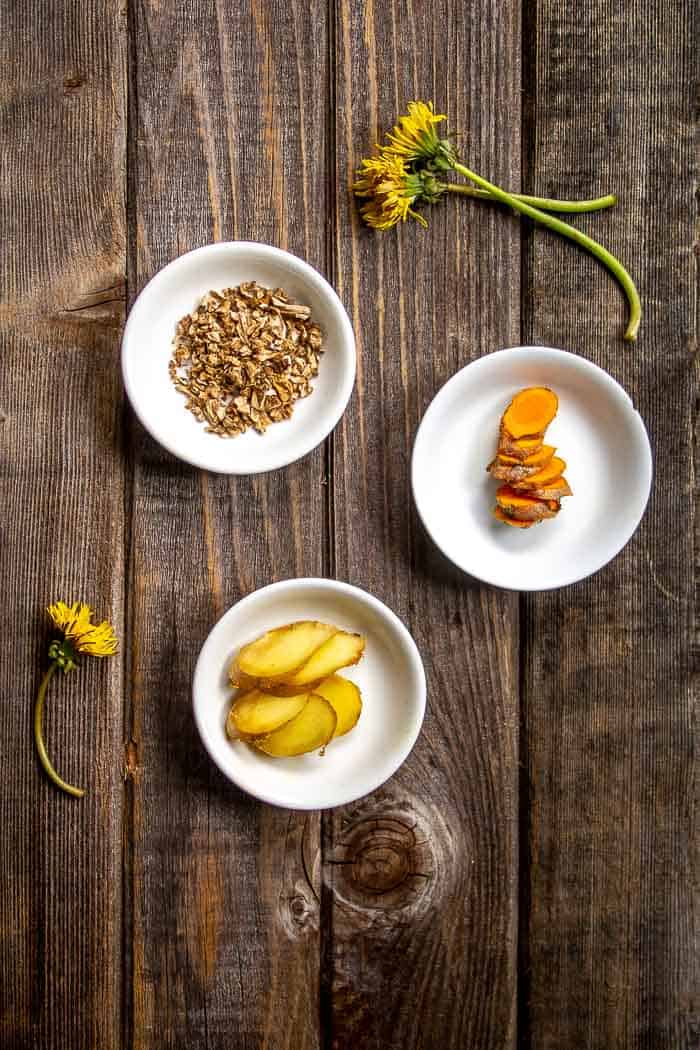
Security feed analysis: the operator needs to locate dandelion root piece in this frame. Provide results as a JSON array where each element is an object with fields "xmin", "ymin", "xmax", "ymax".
[
  {"xmin": 492, "ymin": 506, "xmax": 537, "ymax": 529},
  {"xmin": 498, "ymin": 428, "xmax": 545, "ymax": 459},
  {"xmin": 501, "ymin": 387, "xmax": 559, "ymax": 438},
  {"xmin": 495, "ymin": 485, "xmax": 559, "ymax": 522}
]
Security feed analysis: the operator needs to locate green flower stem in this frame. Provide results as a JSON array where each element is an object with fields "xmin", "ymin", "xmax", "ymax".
[
  {"xmin": 451, "ymin": 161, "xmax": 641, "ymax": 342},
  {"xmin": 446, "ymin": 183, "xmax": 617, "ymax": 214},
  {"xmin": 34, "ymin": 662, "xmax": 85, "ymax": 798}
]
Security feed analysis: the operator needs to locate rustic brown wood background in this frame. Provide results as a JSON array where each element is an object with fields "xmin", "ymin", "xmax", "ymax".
[{"xmin": 1, "ymin": 1, "xmax": 696, "ymax": 1048}]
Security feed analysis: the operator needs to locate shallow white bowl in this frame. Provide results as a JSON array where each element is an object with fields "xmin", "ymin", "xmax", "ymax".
[
  {"xmin": 122, "ymin": 242, "xmax": 356, "ymax": 473},
  {"xmin": 192, "ymin": 579, "xmax": 427, "ymax": 809},
  {"xmin": 411, "ymin": 346, "xmax": 653, "ymax": 591}
]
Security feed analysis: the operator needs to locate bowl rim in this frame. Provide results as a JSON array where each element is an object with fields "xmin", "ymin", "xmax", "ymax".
[
  {"xmin": 411, "ymin": 345, "xmax": 654, "ymax": 592},
  {"xmin": 192, "ymin": 577, "xmax": 428, "ymax": 809},
  {"xmin": 121, "ymin": 241, "xmax": 356, "ymax": 475}
]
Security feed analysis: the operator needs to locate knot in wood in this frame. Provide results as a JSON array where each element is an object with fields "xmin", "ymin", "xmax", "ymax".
[{"xmin": 328, "ymin": 812, "xmax": 435, "ymax": 914}]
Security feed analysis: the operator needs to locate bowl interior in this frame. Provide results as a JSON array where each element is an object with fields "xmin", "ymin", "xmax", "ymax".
[
  {"xmin": 412, "ymin": 347, "xmax": 652, "ymax": 590},
  {"xmin": 193, "ymin": 580, "xmax": 426, "ymax": 809},
  {"xmin": 122, "ymin": 243, "xmax": 355, "ymax": 473}
]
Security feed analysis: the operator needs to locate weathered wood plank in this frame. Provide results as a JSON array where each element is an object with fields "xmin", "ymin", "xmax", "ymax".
[
  {"xmin": 127, "ymin": 2, "xmax": 330, "ymax": 1047},
  {"xmin": 0, "ymin": 3, "xmax": 127, "ymax": 1049},
  {"xmin": 521, "ymin": 3, "xmax": 697, "ymax": 1047},
  {"xmin": 326, "ymin": 1, "xmax": 522, "ymax": 1046}
]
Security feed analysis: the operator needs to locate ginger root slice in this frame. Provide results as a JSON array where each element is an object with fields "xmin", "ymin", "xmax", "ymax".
[
  {"xmin": 526, "ymin": 477, "xmax": 573, "ymax": 500},
  {"xmin": 511, "ymin": 456, "xmax": 567, "ymax": 490},
  {"xmin": 501, "ymin": 386, "xmax": 559, "ymax": 438},
  {"xmin": 495, "ymin": 485, "xmax": 560, "ymax": 521},
  {"xmin": 493, "ymin": 506, "xmax": 536, "ymax": 529},
  {"xmin": 498, "ymin": 428, "xmax": 544, "ymax": 459}
]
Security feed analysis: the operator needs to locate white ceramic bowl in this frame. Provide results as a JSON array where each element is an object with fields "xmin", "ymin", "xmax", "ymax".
[
  {"xmin": 192, "ymin": 579, "xmax": 427, "ymax": 809},
  {"xmin": 122, "ymin": 242, "xmax": 356, "ymax": 473},
  {"xmin": 412, "ymin": 346, "xmax": 653, "ymax": 591}
]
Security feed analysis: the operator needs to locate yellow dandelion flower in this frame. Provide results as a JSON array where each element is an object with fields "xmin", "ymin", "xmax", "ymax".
[
  {"xmin": 353, "ymin": 101, "xmax": 641, "ymax": 340},
  {"xmin": 384, "ymin": 101, "xmax": 449, "ymax": 165},
  {"xmin": 353, "ymin": 151, "xmax": 428, "ymax": 230},
  {"xmin": 47, "ymin": 600, "xmax": 118, "ymax": 657},
  {"xmin": 36, "ymin": 601, "xmax": 118, "ymax": 798}
]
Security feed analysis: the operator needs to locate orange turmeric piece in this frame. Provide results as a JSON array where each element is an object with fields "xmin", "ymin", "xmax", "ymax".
[
  {"xmin": 498, "ymin": 445, "xmax": 556, "ymax": 468},
  {"xmin": 496, "ymin": 485, "xmax": 559, "ymax": 522},
  {"xmin": 489, "ymin": 386, "xmax": 572, "ymax": 529},
  {"xmin": 488, "ymin": 445, "xmax": 556, "ymax": 482},
  {"xmin": 492, "ymin": 506, "xmax": 535, "ymax": 529},
  {"xmin": 498, "ymin": 429, "xmax": 544, "ymax": 459},
  {"xmin": 512, "ymin": 456, "xmax": 566, "ymax": 490},
  {"xmin": 501, "ymin": 387, "xmax": 558, "ymax": 439},
  {"xmin": 527, "ymin": 478, "xmax": 573, "ymax": 501}
]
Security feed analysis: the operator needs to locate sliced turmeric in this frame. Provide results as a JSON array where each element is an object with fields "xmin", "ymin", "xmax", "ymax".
[
  {"xmin": 488, "ymin": 444, "xmax": 557, "ymax": 482},
  {"xmin": 525, "ymin": 477, "xmax": 573, "ymax": 500},
  {"xmin": 512, "ymin": 456, "xmax": 566, "ymax": 490},
  {"xmin": 489, "ymin": 386, "xmax": 571, "ymax": 530},
  {"xmin": 492, "ymin": 506, "xmax": 536, "ymax": 529},
  {"xmin": 498, "ymin": 429, "xmax": 544, "ymax": 459},
  {"xmin": 498, "ymin": 445, "xmax": 556, "ymax": 468},
  {"xmin": 495, "ymin": 485, "xmax": 559, "ymax": 522},
  {"xmin": 501, "ymin": 387, "xmax": 558, "ymax": 438}
]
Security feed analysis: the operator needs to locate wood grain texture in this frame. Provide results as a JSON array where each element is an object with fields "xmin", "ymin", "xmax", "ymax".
[
  {"xmin": 127, "ymin": 2, "xmax": 329, "ymax": 1047},
  {"xmin": 0, "ymin": 2, "xmax": 127, "ymax": 1049},
  {"xmin": 521, "ymin": 2, "xmax": 698, "ymax": 1047},
  {"xmin": 326, "ymin": 1, "xmax": 522, "ymax": 1046}
]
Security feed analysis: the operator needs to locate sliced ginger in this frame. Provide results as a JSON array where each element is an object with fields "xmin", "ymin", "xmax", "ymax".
[
  {"xmin": 314, "ymin": 675, "xmax": 363, "ymax": 737},
  {"xmin": 502, "ymin": 387, "xmax": 558, "ymax": 438},
  {"xmin": 227, "ymin": 689, "xmax": 309, "ymax": 737},
  {"xmin": 489, "ymin": 388, "xmax": 572, "ymax": 528},
  {"xmin": 272, "ymin": 630, "xmax": 365, "ymax": 689},
  {"xmin": 227, "ymin": 620, "xmax": 366, "ymax": 758},
  {"xmin": 254, "ymin": 694, "xmax": 337, "ymax": 757},
  {"xmin": 232, "ymin": 621, "xmax": 336, "ymax": 682}
]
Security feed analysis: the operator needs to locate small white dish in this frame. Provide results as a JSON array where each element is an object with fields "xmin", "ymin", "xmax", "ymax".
[
  {"xmin": 192, "ymin": 579, "xmax": 427, "ymax": 810},
  {"xmin": 122, "ymin": 242, "xmax": 356, "ymax": 474},
  {"xmin": 411, "ymin": 346, "xmax": 653, "ymax": 591}
]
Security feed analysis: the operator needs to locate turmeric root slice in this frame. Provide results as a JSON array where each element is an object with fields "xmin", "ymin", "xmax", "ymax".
[
  {"xmin": 497, "ymin": 444, "xmax": 556, "ymax": 468},
  {"xmin": 525, "ymin": 477, "xmax": 573, "ymax": 500},
  {"xmin": 498, "ymin": 428, "xmax": 544, "ymax": 459},
  {"xmin": 511, "ymin": 456, "xmax": 567, "ymax": 490},
  {"xmin": 493, "ymin": 506, "xmax": 536, "ymax": 529},
  {"xmin": 488, "ymin": 445, "xmax": 556, "ymax": 482},
  {"xmin": 501, "ymin": 386, "xmax": 559, "ymax": 439},
  {"xmin": 488, "ymin": 458, "xmax": 541, "ymax": 482},
  {"xmin": 495, "ymin": 485, "xmax": 560, "ymax": 522}
]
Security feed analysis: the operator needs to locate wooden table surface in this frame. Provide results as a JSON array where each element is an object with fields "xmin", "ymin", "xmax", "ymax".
[{"xmin": 2, "ymin": 1, "xmax": 696, "ymax": 1048}]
